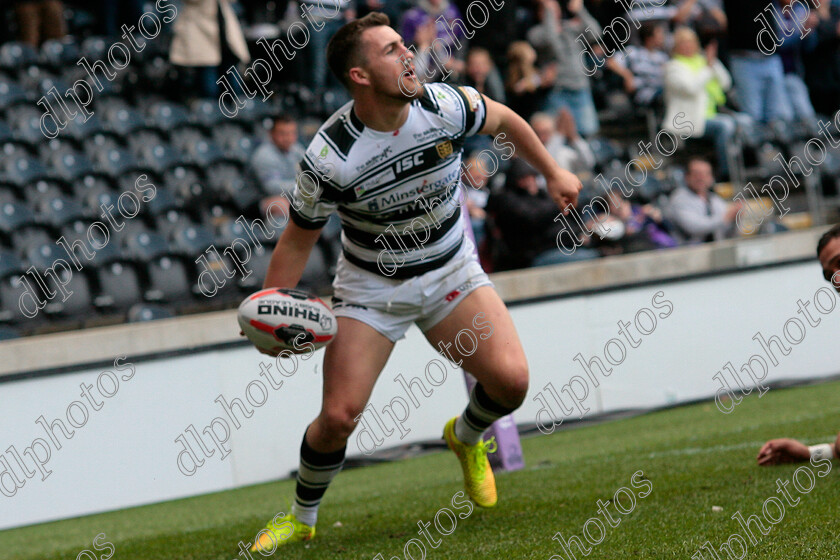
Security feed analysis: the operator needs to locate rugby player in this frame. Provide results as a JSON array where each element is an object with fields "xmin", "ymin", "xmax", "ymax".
[
  {"xmin": 757, "ymin": 224, "xmax": 840, "ymax": 466},
  {"xmin": 244, "ymin": 12, "xmax": 582, "ymax": 552}
]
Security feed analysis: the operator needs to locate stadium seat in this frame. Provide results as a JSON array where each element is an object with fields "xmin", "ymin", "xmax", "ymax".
[
  {"xmin": 0, "ymin": 201, "xmax": 36, "ymax": 238},
  {"xmin": 206, "ymin": 163, "xmax": 261, "ymax": 211},
  {"xmin": 122, "ymin": 230, "xmax": 169, "ymax": 262},
  {"xmin": 134, "ymin": 142, "xmax": 183, "ymax": 174},
  {"xmin": 0, "ymin": 77, "xmax": 31, "ymax": 109},
  {"xmin": 94, "ymin": 261, "xmax": 144, "ymax": 310},
  {"xmin": 0, "ymin": 248, "xmax": 31, "ymax": 324},
  {"xmin": 0, "ymin": 120, "xmax": 15, "ymax": 143},
  {"xmin": 0, "ymin": 141, "xmax": 33, "ymax": 167},
  {"xmin": 8, "ymin": 106, "xmax": 51, "ymax": 146},
  {"xmin": 215, "ymin": 215, "xmax": 276, "ymax": 248},
  {"xmin": 154, "ymin": 209, "xmax": 196, "ymax": 239},
  {"xmin": 0, "ymin": 42, "xmax": 39, "ymax": 74},
  {"xmin": 80, "ymin": 37, "xmax": 109, "ymax": 63},
  {"xmin": 10, "ymin": 227, "xmax": 53, "ymax": 258},
  {"xmin": 24, "ymin": 178, "xmax": 68, "ymax": 206},
  {"xmin": 26, "ymin": 243, "xmax": 95, "ymax": 317},
  {"xmin": 37, "ymin": 136, "xmax": 78, "ymax": 160},
  {"xmin": 0, "ymin": 185, "xmax": 18, "ymax": 204},
  {"xmin": 33, "ymin": 76, "xmax": 72, "ymax": 100},
  {"xmin": 36, "ymin": 194, "xmax": 87, "ymax": 229},
  {"xmin": 146, "ymin": 101, "xmax": 191, "ymax": 132},
  {"xmin": 169, "ymin": 223, "xmax": 215, "ymax": 256},
  {"xmin": 82, "ymin": 132, "xmax": 123, "ymax": 159},
  {"xmin": 39, "ymin": 39, "xmax": 80, "ymax": 71},
  {"xmin": 589, "ymin": 137, "xmax": 625, "ymax": 170},
  {"xmin": 219, "ymin": 134, "xmax": 259, "ymax": 165},
  {"xmin": 185, "ymin": 138, "xmax": 227, "ymax": 167},
  {"xmin": 240, "ymin": 243, "xmax": 329, "ymax": 293},
  {"xmin": 58, "ymin": 220, "xmax": 121, "ymax": 266},
  {"xmin": 112, "ymin": 217, "xmax": 153, "ymax": 249},
  {"xmin": 199, "ymin": 202, "xmax": 232, "ymax": 225},
  {"xmin": 47, "ymin": 150, "xmax": 96, "ymax": 181},
  {"xmin": 127, "ymin": 303, "xmax": 175, "ymax": 322},
  {"xmin": 191, "ymin": 98, "xmax": 227, "ymax": 128},
  {"xmin": 63, "ymin": 113, "xmax": 107, "ymax": 141},
  {"xmin": 92, "ymin": 147, "xmax": 142, "ymax": 178},
  {"xmin": 146, "ymin": 185, "xmax": 181, "ymax": 216},
  {"xmin": 0, "ymin": 247, "xmax": 23, "ymax": 281},
  {"xmin": 102, "ymin": 106, "xmax": 148, "ymax": 137},
  {"xmin": 73, "ymin": 174, "xmax": 114, "ymax": 203},
  {"xmin": 237, "ymin": 99, "xmax": 276, "ymax": 125},
  {"xmin": 145, "ymin": 255, "xmax": 193, "ymax": 303},
  {"xmin": 163, "ymin": 165, "xmax": 207, "ymax": 207}
]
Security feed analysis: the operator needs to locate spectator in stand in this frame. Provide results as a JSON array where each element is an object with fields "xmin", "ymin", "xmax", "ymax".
[
  {"xmin": 505, "ymin": 41, "xmax": 554, "ymax": 121},
  {"xmin": 672, "ymin": 0, "xmax": 727, "ymax": 44},
  {"xmin": 14, "ymin": 0, "xmax": 66, "ymax": 47},
  {"xmin": 401, "ymin": 0, "xmax": 466, "ymax": 82},
  {"xmin": 588, "ymin": 188, "xmax": 678, "ymax": 255},
  {"xmin": 722, "ymin": 0, "xmax": 794, "ymax": 123},
  {"xmin": 777, "ymin": 0, "xmax": 818, "ymax": 123},
  {"xmin": 605, "ymin": 21, "xmax": 669, "ymax": 109},
  {"xmin": 526, "ymin": 0, "xmax": 602, "ymax": 136},
  {"xmin": 529, "ymin": 109, "xmax": 595, "ymax": 174},
  {"xmin": 662, "ymin": 27, "xmax": 749, "ymax": 180},
  {"xmin": 463, "ymin": 47, "xmax": 506, "ymax": 104},
  {"xmin": 486, "ymin": 158, "xmax": 599, "ymax": 270},
  {"xmin": 170, "ymin": 0, "xmax": 251, "ymax": 99},
  {"xmin": 250, "ymin": 114, "xmax": 305, "ymax": 220},
  {"xmin": 300, "ymin": 0, "xmax": 356, "ymax": 93},
  {"xmin": 803, "ymin": 0, "xmax": 840, "ymax": 116},
  {"xmin": 665, "ymin": 157, "xmax": 742, "ymax": 244}
]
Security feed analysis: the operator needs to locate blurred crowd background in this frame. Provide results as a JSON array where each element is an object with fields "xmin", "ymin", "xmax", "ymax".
[{"xmin": 0, "ymin": 0, "xmax": 838, "ymax": 336}]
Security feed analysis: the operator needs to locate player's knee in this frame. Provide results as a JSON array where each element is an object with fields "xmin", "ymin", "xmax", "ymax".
[
  {"xmin": 492, "ymin": 359, "xmax": 529, "ymax": 409},
  {"xmin": 505, "ymin": 369, "xmax": 529, "ymax": 408},
  {"xmin": 320, "ymin": 406, "xmax": 364, "ymax": 441}
]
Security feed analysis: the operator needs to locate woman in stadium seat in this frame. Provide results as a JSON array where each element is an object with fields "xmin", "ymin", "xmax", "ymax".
[{"xmin": 662, "ymin": 27, "xmax": 751, "ymax": 181}]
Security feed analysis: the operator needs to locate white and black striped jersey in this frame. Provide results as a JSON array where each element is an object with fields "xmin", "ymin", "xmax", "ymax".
[{"xmin": 290, "ymin": 82, "xmax": 487, "ymax": 279}]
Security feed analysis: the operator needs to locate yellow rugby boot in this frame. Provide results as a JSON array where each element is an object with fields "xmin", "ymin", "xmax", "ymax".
[
  {"xmin": 443, "ymin": 416, "xmax": 498, "ymax": 508},
  {"xmin": 249, "ymin": 512, "xmax": 315, "ymax": 554}
]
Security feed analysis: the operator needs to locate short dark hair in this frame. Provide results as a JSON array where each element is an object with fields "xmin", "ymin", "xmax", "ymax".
[
  {"xmin": 639, "ymin": 22, "xmax": 662, "ymax": 44},
  {"xmin": 271, "ymin": 113, "xmax": 296, "ymax": 128},
  {"xmin": 327, "ymin": 12, "xmax": 391, "ymax": 88},
  {"xmin": 817, "ymin": 224, "xmax": 840, "ymax": 257},
  {"xmin": 686, "ymin": 157, "xmax": 711, "ymax": 172}
]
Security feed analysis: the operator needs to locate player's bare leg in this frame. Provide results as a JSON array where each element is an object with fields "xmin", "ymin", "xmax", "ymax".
[
  {"xmin": 309, "ymin": 317, "xmax": 395, "ymax": 452},
  {"xmin": 251, "ymin": 317, "xmax": 394, "ymax": 553},
  {"xmin": 423, "ymin": 286, "xmax": 529, "ymax": 507}
]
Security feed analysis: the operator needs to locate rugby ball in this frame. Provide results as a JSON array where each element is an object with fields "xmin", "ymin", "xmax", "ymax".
[{"xmin": 238, "ymin": 288, "xmax": 337, "ymax": 354}]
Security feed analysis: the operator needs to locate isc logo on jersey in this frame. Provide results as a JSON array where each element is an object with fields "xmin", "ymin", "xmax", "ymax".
[{"xmin": 394, "ymin": 153, "xmax": 424, "ymax": 174}]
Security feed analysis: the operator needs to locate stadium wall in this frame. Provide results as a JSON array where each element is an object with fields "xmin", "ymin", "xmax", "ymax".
[{"xmin": 1, "ymin": 229, "xmax": 837, "ymax": 530}]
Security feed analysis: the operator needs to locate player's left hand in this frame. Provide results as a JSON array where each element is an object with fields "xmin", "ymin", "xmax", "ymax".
[
  {"xmin": 756, "ymin": 438, "xmax": 810, "ymax": 466},
  {"xmin": 545, "ymin": 168, "xmax": 582, "ymax": 213}
]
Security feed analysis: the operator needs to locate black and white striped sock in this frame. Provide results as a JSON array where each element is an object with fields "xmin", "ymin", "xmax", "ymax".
[
  {"xmin": 292, "ymin": 432, "xmax": 345, "ymax": 527},
  {"xmin": 454, "ymin": 383, "xmax": 517, "ymax": 445}
]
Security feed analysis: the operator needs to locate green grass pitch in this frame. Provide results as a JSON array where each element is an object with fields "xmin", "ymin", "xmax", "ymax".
[{"xmin": 3, "ymin": 380, "xmax": 839, "ymax": 560}]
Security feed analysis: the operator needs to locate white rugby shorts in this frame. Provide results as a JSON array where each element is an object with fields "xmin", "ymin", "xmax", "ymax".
[{"xmin": 330, "ymin": 237, "xmax": 494, "ymax": 342}]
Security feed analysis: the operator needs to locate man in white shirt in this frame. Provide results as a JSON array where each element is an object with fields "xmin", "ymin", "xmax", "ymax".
[
  {"xmin": 665, "ymin": 157, "xmax": 741, "ymax": 244},
  {"xmin": 250, "ymin": 114, "xmax": 305, "ymax": 218}
]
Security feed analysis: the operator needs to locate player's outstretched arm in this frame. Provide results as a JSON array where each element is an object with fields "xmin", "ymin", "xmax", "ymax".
[
  {"xmin": 757, "ymin": 438, "xmax": 810, "ymax": 465},
  {"xmin": 757, "ymin": 434, "xmax": 839, "ymax": 466},
  {"xmin": 478, "ymin": 95, "xmax": 582, "ymax": 212},
  {"xmin": 262, "ymin": 220, "xmax": 323, "ymax": 289}
]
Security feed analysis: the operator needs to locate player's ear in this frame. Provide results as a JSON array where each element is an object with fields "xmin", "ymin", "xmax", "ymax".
[{"xmin": 348, "ymin": 66, "xmax": 370, "ymax": 87}]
